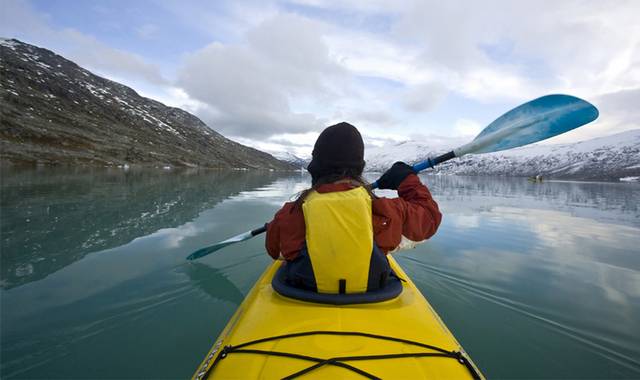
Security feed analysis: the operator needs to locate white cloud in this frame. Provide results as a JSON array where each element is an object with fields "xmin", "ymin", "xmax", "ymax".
[
  {"xmin": 232, "ymin": 135, "xmax": 313, "ymax": 158},
  {"xmin": 549, "ymin": 88, "xmax": 640, "ymax": 144},
  {"xmin": 158, "ymin": 1, "xmax": 280, "ymax": 43},
  {"xmin": 133, "ymin": 86, "xmax": 212, "ymax": 116},
  {"xmin": 63, "ymin": 30, "xmax": 168, "ymax": 85},
  {"xmin": 402, "ymin": 82, "xmax": 446, "ymax": 113},
  {"xmin": 396, "ymin": 0, "xmax": 640, "ymax": 98},
  {"xmin": 454, "ymin": 119, "xmax": 482, "ymax": 137},
  {"xmin": 325, "ymin": 32, "xmax": 428, "ymax": 84},
  {"xmin": 2, "ymin": 0, "xmax": 637, "ymax": 155},
  {"xmin": 267, "ymin": 132, "xmax": 319, "ymax": 148},
  {"xmin": 352, "ymin": 110, "xmax": 399, "ymax": 126},
  {"xmin": 298, "ymin": 0, "xmax": 638, "ymax": 147},
  {"xmin": 177, "ymin": 13, "xmax": 347, "ymax": 137}
]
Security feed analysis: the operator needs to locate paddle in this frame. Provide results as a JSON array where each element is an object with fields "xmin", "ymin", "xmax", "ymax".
[{"xmin": 187, "ymin": 94, "xmax": 598, "ymax": 260}]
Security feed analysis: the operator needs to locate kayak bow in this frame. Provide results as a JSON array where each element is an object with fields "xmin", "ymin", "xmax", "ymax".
[{"xmin": 192, "ymin": 256, "xmax": 484, "ymax": 379}]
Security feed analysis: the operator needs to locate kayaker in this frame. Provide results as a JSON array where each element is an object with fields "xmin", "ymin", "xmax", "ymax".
[{"xmin": 266, "ymin": 122, "xmax": 442, "ymax": 295}]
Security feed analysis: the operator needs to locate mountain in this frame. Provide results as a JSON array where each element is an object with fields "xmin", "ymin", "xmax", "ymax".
[
  {"xmin": 365, "ymin": 129, "xmax": 640, "ymax": 181},
  {"xmin": 0, "ymin": 38, "xmax": 293, "ymax": 170},
  {"xmin": 270, "ymin": 151, "xmax": 310, "ymax": 168}
]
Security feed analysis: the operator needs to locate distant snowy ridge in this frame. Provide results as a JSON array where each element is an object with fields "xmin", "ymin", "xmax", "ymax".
[
  {"xmin": 270, "ymin": 151, "xmax": 310, "ymax": 168},
  {"xmin": 365, "ymin": 129, "xmax": 640, "ymax": 181},
  {"xmin": 366, "ymin": 140, "xmax": 440, "ymax": 173}
]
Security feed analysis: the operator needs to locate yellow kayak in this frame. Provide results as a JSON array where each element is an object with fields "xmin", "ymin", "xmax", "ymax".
[{"xmin": 192, "ymin": 256, "xmax": 483, "ymax": 379}]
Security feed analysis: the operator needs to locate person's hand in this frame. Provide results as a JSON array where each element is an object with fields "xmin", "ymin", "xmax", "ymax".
[{"xmin": 376, "ymin": 162, "xmax": 416, "ymax": 190}]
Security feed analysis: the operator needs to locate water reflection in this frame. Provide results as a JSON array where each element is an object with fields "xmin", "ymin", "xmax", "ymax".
[
  {"xmin": 0, "ymin": 261, "xmax": 246, "ymax": 379},
  {"xmin": 1, "ymin": 170, "xmax": 639, "ymax": 378},
  {"xmin": 417, "ymin": 174, "xmax": 640, "ymax": 228},
  {"xmin": 183, "ymin": 262, "xmax": 245, "ymax": 305},
  {"xmin": 0, "ymin": 167, "xmax": 289, "ymax": 289},
  {"xmin": 395, "ymin": 178, "xmax": 640, "ymax": 377}
]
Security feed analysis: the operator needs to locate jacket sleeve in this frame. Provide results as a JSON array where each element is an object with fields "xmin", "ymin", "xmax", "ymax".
[
  {"xmin": 265, "ymin": 209, "xmax": 283, "ymax": 260},
  {"xmin": 372, "ymin": 174, "xmax": 442, "ymax": 253},
  {"xmin": 396, "ymin": 174, "xmax": 442, "ymax": 242},
  {"xmin": 265, "ymin": 202, "xmax": 306, "ymax": 260}
]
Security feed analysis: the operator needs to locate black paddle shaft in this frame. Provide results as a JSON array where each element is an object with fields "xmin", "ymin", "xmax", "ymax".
[
  {"xmin": 412, "ymin": 151, "xmax": 456, "ymax": 172},
  {"xmin": 433, "ymin": 151, "xmax": 456, "ymax": 165},
  {"xmin": 252, "ymin": 225, "xmax": 267, "ymax": 236}
]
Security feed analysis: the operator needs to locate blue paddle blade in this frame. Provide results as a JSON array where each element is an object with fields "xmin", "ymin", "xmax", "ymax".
[
  {"xmin": 464, "ymin": 94, "xmax": 598, "ymax": 154},
  {"xmin": 186, "ymin": 245, "xmax": 229, "ymax": 260}
]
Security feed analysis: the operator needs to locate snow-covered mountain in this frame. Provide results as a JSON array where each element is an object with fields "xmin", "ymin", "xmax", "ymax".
[
  {"xmin": 270, "ymin": 151, "xmax": 310, "ymax": 168},
  {"xmin": 366, "ymin": 130, "xmax": 640, "ymax": 181},
  {"xmin": 366, "ymin": 141, "xmax": 440, "ymax": 173}
]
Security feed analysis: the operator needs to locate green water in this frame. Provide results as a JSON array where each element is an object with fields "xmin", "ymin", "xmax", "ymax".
[{"xmin": 1, "ymin": 168, "xmax": 639, "ymax": 379}]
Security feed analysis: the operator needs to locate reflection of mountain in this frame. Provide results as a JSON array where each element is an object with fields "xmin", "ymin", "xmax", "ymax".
[
  {"xmin": 0, "ymin": 167, "xmax": 287, "ymax": 289},
  {"xmin": 416, "ymin": 174, "xmax": 640, "ymax": 227}
]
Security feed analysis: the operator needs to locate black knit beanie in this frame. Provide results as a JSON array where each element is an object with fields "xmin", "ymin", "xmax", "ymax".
[{"xmin": 307, "ymin": 122, "xmax": 365, "ymax": 184}]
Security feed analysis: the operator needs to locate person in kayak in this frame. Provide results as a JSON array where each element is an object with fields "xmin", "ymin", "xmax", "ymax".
[{"xmin": 266, "ymin": 122, "xmax": 441, "ymax": 296}]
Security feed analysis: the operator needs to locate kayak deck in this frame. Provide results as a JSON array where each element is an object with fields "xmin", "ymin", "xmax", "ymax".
[{"xmin": 193, "ymin": 256, "xmax": 483, "ymax": 379}]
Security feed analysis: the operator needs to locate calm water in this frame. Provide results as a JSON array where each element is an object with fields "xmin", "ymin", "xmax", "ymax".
[{"xmin": 1, "ymin": 168, "xmax": 639, "ymax": 379}]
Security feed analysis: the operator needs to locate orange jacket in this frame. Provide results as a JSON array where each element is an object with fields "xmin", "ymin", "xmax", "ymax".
[{"xmin": 266, "ymin": 174, "xmax": 442, "ymax": 260}]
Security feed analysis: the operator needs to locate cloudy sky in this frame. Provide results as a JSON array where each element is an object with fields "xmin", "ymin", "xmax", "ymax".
[{"xmin": 2, "ymin": 0, "xmax": 639, "ymax": 157}]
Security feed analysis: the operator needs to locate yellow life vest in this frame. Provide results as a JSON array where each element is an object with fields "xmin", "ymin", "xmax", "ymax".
[{"xmin": 302, "ymin": 186, "xmax": 373, "ymax": 294}]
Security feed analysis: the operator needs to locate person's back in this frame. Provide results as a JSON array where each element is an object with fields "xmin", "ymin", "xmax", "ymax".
[{"xmin": 266, "ymin": 122, "xmax": 442, "ymax": 295}]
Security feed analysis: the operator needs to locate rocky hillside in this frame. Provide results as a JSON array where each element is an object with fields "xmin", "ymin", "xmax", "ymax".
[
  {"xmin": 0, "ymin": 38, "xmax": 293, "ymax": 169},
  {"xmin": 366, "ymin": 129, "xmax": 640, "ymax": 181}
]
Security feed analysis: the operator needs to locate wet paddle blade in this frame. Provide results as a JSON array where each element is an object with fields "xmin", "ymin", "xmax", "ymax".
[
  {"xmin": 455, "ymin": 94, "xmax": 598, "ymax": 156},
  {"xmin": 186, "ymin": 231, "xmax": 253, "ymax": 260}
]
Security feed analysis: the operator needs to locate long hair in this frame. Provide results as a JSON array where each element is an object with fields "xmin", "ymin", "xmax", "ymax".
[{"xmin": 293, "ymin": 168, "xmax": 375, "ymax": 210}]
